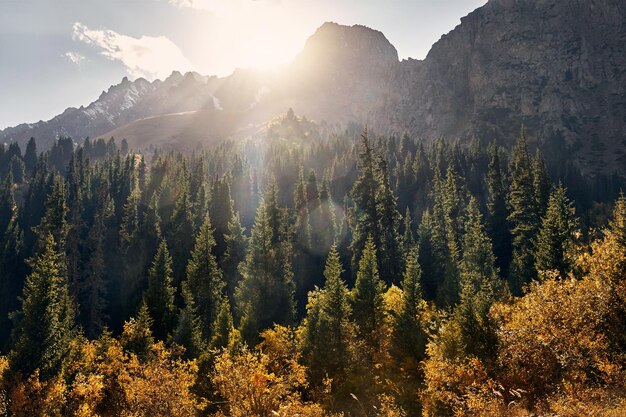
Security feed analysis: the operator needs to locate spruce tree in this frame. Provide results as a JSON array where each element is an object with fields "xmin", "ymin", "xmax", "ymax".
[
  {"xmin": 456, "ymin": 198, "xmax": 500, "ymax": 360},
  {"xmin": 350, "ymin": 128, "xmax": 380, "ymax": 274},
  {"xmin": 507, "ymin": 128, "xmax": 540, "ymax": 294},
  {"xmin": 168, "ymin": 180, "xmax": 195, "ymax": 283},
  {"xmin": 532, "ymin": 150, "xmax": 552, "ymax": 217},
  {"xmin": 351, "ymin": 236, "xmax": 385, "ymax": 342},
  {"xmin": 23, "ymin": 137, "xmax": 37, "ymax": 175},
  {"xmin": 374, "ymin": 153, "xmax": 404, "ymax": 284},
  {"xmin": 236, "ymin": 200, "xmax": 296, "ymax": 345},
  {"xmin": 486, "ymin": 142, "xmax": 512, "ymax": 278},
  {"xmin": 9, "ymin": 234, "xmax": 75, "ymax": 379},
  {"xmin": 174, "ymin": 284, "xmax": 205, "ymax": 359},
  {"xmin": 609, "ymin": 192, "xmax": 626, "ymax": 245},
  {"xmin": 535, "ymin": 184, "xmax": 578, "ymax": 277},
  {"xmin": 145, "ymin": 239, "xmax": 177, "ymax": 340},
  {"xmin": 392, "ymin": 246, "xmax": 426, "ymax": 364},
  {"xmin": 82, "ymin": 193, "xmax": 114, "ymax": 338},
  {"xmin": 210, "ymin": 297, "xmax": 236, "ymax": 351},
  {"xmin": 221, "ymin": 211, "xmax": 248, "ymax": 303},
  {"xmin": 300, "ymin": 245, "xmax": 355, "ymax": 388},
  {"xmin": 185, "ymin": 215, "xmax": 225, "ymax": 339}
]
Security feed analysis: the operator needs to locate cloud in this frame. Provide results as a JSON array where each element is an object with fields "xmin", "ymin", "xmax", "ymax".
[
  {"xmin": 72, "ymin": 22, "xmax": 194, "ymax": 80},
  {"xmin": 63, "ymin": 51, "xmax": 86, "ymax": 64}
]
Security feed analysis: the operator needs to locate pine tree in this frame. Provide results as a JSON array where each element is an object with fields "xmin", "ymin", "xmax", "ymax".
[
  {"xmin": 236, "ymin": 200, "xmax": 296, "ymax": 345},
  {"xmin": 532, "ymin": 150, "xmax": 552, "ymax": 217},
  {"xmin": 185, "ymin": 215, "xmax": 225, "ymax": 339},
  {"xmin": 209, "ymin": 177, "xmax": 235, "ymax": 259},
  {"xmin": 0, "ymin": 175, "xmax": 24, "ymax": 349},
  {"xmin": 535, "ymin": 184, "xmax": 578, "ymax": 277},
  {"xmin": 168, "ymin": 179, "xmax": 195, "ymax": 282},
  {"xmin": 392, "ymin": 246, "xmax": 426, "ymax": 364},
  {"xmin": 417, "ymin": 210, "xmax": 439, "ymax": 301},
  {"xmin": 351, "ymin": 236, "xmax": 385, "ymax": 343},
  {"xmin": 486, "ymin": 142, "xmax": 512, "ymax": 278},
  {"xmin": 300, "ymin": 245, "xmax": 355, "ymax": 388},
  {"xmin": 609, "ymin": 192, "xmax": 626, "ymax": 245},
  {"xmin": 145, "ymin": 239, "xmax": 176, "ymax": 340},
  {"xmin": 82, "ymin": 192, "xmax": 114, "ymax": 338},
  {"xmin": 174, "ymin": 284, "xmax": 205, "ymax": 359},
  {"xmin": 221, "ymin": 211, "xmax": 248, "ymax": 303},
  {"xmin": 294, "ymin": 165, "xmax": 312, "ymax": 249},
  {"xmin": 23, "ymin": 137, "xmax": 37, "ymax": 175},
  {"xmin": 9, "ymin": 234, "xmax": 75, "ymax": 379},
  {"xmin": 402, "ymin": 207, "xmax": 415, "ymax": 256},
  {"xmin": 374, "ymin": 153, "xmax": 404, "ymax": 284},
  {"xmin": 34, "ymin": 174, "xmax": 69, "ymax": 254},
  {"xmin": 121, "ymin": 301, "xmax": 154, "ymax": 360},
  {"xmin": 508, "ymin": 128, "xmax": 540, "ymax": 295},
  {"xmin": 210, "ymin": 297, "xmax": 236, "ymax": 351},
  {"xmin": 350, "ymin": 128, "xmax": 380, "ymax": 274},
  {"xmin": 456, "ymin": 198, "xmax": 500, "ymax": 360}
]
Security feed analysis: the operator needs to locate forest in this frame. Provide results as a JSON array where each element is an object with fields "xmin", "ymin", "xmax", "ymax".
[{"xmin": 1, "ymin": 111, "xmax": 626, "ymax": 416}]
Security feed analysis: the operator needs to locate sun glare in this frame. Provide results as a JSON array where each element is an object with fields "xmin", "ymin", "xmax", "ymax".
[{"xmin": 189, "ymin": 0, "xmax": 322, "ymax": 73}]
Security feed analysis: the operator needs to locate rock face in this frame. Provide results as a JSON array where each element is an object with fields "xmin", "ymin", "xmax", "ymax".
[
  {"xmin": 2, "ymin": 0, "xmax": 625, "ymax": 175},
  {"xmin": 383, "ymin": 0, "xmax": 626, "ymax": 176}
]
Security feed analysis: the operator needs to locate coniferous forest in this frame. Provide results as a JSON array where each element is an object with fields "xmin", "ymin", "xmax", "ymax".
[{"xmin": 2, "ymin": 112, "xmax": 626, "ymax": 416}]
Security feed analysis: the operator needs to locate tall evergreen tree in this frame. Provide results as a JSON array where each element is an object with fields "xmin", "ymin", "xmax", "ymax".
[
  {"xmin": 174, "ymin": 284, "xmax": 205, "ymax": 359},
  {"xmin": 144, "ymin": 239, "xmax": 176, "ymax": 340},
  {"xmin": 210, "ymin": 297, "xmax": 236, "ymax": 351},
  {"xmin": 507, "ymin": 128, "xmax": 540, "ymax": 294},
  {"xmin": 9, "ymin": 234, "xmax": 75, "ymax": 379},
  {"xmin": 23, "ymin": 137, "xmax": 38, "ymax": 175},
  {"xmin": 236, "ymin": 200, "xmax": 296, "ymax": 344},
  {"xmin": 349, "ymin": 128, "xmax": 380, "ymax": 274},
  {"xmin": 81, "ymin": 192, "xmax": 114, "ymax": 338},
  {"xmin": 374, "ymin": 153, "xmax": 404, "ymax": 284},
  {"xmin": 456, "ymin": 198, "xmax": 500, "ymax": 360},
  {"xmin": 168, "ymin": 179, "xmax": 195, "ymax": 282},
  {"xmin": 486, "ymin": 142, "xmax": 512, "ymax": 278},
  {"xmin": 221, "ymin": 211, "xmax": 248, "ymax": 303},
  {"xmin": 351, "ymin": 236, "xmax": 385, "ymax": 343},
  {"xmin": 532, "ymin": 150, "xmax": 552, "ymax": 217},
  {"xmin": 300, "ymin": 245, "xmax": 356, "ymax": 388},
  {"xmin": 391, "ymin": 246, "xmax": 426, "ymax": 364},
  {"xmin": 535, "ymin": 184, "xmax": 578, "ymax": 277},
  {"xmin": 185, "ymin": 215, "xmax": 225, "ymax": 339}
]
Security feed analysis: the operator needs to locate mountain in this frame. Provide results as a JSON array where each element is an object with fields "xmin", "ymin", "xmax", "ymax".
[{"xmin": 2, "ymin": 0, "xmax": 625, "ymax": 175}]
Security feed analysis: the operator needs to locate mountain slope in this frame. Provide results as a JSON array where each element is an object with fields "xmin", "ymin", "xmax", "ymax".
[{"xmin": 2, "ymin": 0, "xmax": 625, "ymax": 175}]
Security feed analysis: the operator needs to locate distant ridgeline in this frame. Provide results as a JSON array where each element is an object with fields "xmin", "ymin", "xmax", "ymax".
[{"xmin": 1, "ymin": 115, "xmax": 626, "ymax": 415}]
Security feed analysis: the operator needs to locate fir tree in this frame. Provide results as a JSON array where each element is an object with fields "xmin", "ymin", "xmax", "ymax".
[
  {"xmin": 221, "ymin": 211, "xmax": 248, "ymax": 303},
  {"xmin": 351, "ymin": 236, "xmax": 385, "ymax": 343},
  {"xmin": 300, "ymin": 245, "xmax": 355, "ymax": 388},
  {"xmin": 185, "ymin": 215, "xmax": 225, "ymax": 339},
  {"xmin": 532, "ymin": 150, "xmax": 552, "ymax": 217},
  {"xmin": 392, "ymin": 246, "xmax": 426, "ymax": 364},
  {"xmin": 174, "ymin": 284, "xmax": 205, "ymax": 359},
  {"xmin": 82, "ymin": 192, "xmax": 114, "ymax": 338},
  {"xmin": 121, "ymin": 301, "xmax": 154, "ymax": 360},
  {"xmin": 350, "ymin": 128, "xmax": 380, "ymax": 274},
  {"xmin": 456, "ymin": 198, "xmax": 500, "ymax": 360},
  {"xmin": 508, "ymin": 128, "xmax": 540, "ymax": 294},
  {"xmin": 23, "ymin": 137, "xmax": 38, "ymax": 174},
  {"xmin": 9, "ymin": 234, "xmax": 75, "ymax": 379},
  {"xmin": 609, "ymin": 192, "xmax": 626, "ymax": 245},
  {"xmin": 486, "ymin": 142, "xmax": 512, "ymax": 278},
  {"xmin": 374, "ymin": 153, "xmax": 404, "ymax": 284},
  {"xmin": 168, "ymin": 179, "xmax": 195, "ymax": 282},
  {"xmin": 145, "ymin": 239, "xmax": 176, "ymax": 340},
  {"xmin": 236, "ymin": 200, "xmax": 296, "ymax": 345},
  {"xmin": 210, "ymin": 297, "xmax": 236, "ymax": 351},
  {"xmin": 535, "ymin": 184, "xmax": 578, "ymax": 277}
]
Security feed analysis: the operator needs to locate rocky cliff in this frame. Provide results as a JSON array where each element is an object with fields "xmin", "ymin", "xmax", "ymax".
[{"xmin": 2, "ymin": 0, "xmax": 625, "ymax": 175}]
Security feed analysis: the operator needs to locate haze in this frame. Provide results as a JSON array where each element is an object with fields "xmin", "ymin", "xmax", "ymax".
[{"xmin": 0, "ymin": 0, "xmax": 486, "ymax": 129}]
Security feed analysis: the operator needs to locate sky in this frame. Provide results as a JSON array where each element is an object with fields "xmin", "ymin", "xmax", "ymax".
[{"xmin": 0, "ymin": 0, "xmax": 487, "ymax": 129}]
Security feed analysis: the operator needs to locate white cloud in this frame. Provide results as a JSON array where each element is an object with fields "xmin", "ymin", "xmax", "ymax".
[
  {"xmin": 64, "ymin": 51, "xmax": 86, "ymax": 64},
  {"xmin": 72, "ymin": 22, "xmax": 194, "ymax": 80}
]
